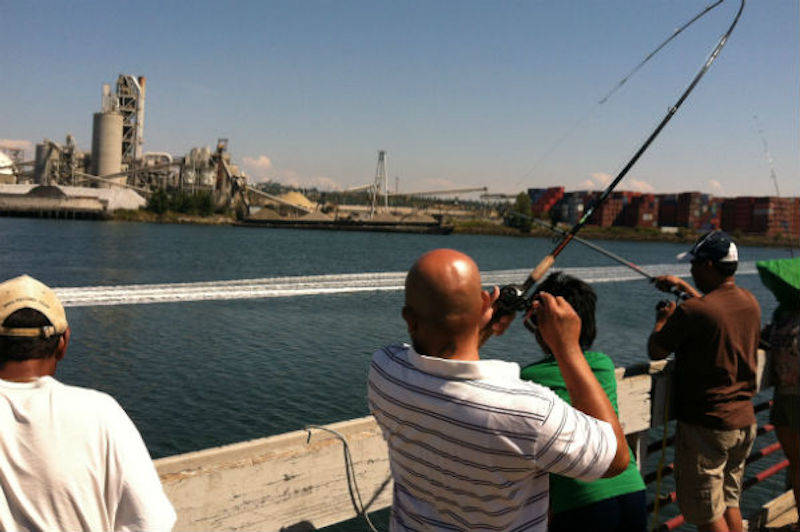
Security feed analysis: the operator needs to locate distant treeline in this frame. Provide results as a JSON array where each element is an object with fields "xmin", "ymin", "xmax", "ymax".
[{"xmin": 146, "ymin": 190, "xmax": 215, "ymax": 216}]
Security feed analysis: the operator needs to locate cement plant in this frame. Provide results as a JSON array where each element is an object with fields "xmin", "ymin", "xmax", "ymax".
[
  {"xmin": 0, "ymin": 75, "xmax": 254, "ymax": 219},
  {"xmin": 0, "ymin": 74, "xmax": 484, "ymax": 233}
]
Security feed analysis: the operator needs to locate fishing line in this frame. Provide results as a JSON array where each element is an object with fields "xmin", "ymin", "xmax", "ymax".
[
  {"xmin": 514, "ymin": 0, "xmax": 725, "ymax": 188},
  {"xmin": 752, "ymin": 115, "xmax": 794, "ymax": 257},
  {"xmin": 752, "ymin": 115, "xmax": 782, "ymax": 197}
]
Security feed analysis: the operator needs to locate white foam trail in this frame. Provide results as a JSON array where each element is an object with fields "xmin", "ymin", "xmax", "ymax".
[{"xmin": 54, "ymin": 262, "xmax": 757, "ymax": 308}]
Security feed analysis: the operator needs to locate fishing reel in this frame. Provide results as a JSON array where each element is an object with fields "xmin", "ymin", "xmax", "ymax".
[
  {"xmin": 655, "ymin": 299, "xmax": 672, "ymax": 311},
  {"xmin": 492, "ymin": 284, "xmax": 541, "ymax": 335},
  {"xmin": 654, "ymin": 284, "xmax": 691, "ymax": 312},
  {"xmin": 494, "ymin": 283, "xmax": 531, "ymax": 314}
]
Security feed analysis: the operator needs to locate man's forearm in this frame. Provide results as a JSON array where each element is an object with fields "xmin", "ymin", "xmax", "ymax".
[
  {"xmin": 676, "ymin": 279, "xmax": 701, "ymax": 298},
  {"xmin": 648, "ymin": 333, "xmax": 670, "ymax": 360},
  {"xmin": 552, "ymin": 344, "xmax": 629, "ymax": 477},
  {"xmin": 648, "ymin": 318, "xmax": 671, "ymax": 360}
]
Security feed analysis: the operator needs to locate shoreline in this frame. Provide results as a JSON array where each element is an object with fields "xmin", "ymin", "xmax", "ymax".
[
  {"xmin": 104, "ymin": 210, "xmax": 800, "ymax": 249},
  {"xmin": 456, "ymin": 220, "xmax": 800, "ymax": 249}
]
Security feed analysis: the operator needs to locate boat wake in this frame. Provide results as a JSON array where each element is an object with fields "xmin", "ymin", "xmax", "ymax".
[{"xmin": 55, "ymin": 261, "xmax": 757, "ymax": 307}]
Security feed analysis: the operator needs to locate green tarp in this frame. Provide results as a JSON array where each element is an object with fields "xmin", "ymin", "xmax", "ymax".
[{"xmin": 756, "ymin": 257, "xmax": 800, "ymax": 307}]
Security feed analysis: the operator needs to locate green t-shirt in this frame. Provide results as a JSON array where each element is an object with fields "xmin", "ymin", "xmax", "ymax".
[{"xmin": 520, "ymin": 351, "xmax": 645, "ymax": 514}]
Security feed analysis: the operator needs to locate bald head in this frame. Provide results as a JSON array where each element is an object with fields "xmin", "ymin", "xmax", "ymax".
[{"xmin": 404, "ymin": 249, "xmax": 485, "ymax": 341}]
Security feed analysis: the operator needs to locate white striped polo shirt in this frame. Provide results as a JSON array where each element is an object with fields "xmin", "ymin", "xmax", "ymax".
[{"xmin": 368, "ymin": 343, "xmax": 617, "ymax": 531}]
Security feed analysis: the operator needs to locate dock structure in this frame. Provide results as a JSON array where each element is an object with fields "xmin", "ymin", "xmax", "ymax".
[
  {"xmin": 153, "ymin": 351, "xmax": 796, "ymax": 531},
  {"xmin": 0, "ymin": 184, "xmax": 145, "ymax": 219}
]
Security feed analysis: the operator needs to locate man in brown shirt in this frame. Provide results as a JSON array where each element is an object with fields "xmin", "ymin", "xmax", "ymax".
[{"xmin": 648, "ymin": 230, "xmax": 761, "ymax": 532}]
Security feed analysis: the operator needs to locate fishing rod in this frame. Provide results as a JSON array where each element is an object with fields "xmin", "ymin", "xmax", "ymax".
[
  {"xmin": 515, "ymin": 0, "xmax": 725, "ymax": 187},
  {"xmin": 481, "ymin": 0, "xmax": 746, "ymax": 341},
  {"xmin": 530, "ymin": 219, "xmax": 690, "ymax": 301}
]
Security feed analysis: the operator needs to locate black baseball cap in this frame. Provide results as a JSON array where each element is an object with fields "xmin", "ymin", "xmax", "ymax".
[{"xmin": 677, "ymin": 230, "xmax": 738, "ymax": 263}]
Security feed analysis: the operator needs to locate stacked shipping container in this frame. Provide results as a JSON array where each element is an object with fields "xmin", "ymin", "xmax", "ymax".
[
  {"xmin": 527, "ymin": 187, "xmax": 564, "ymax": 217},
  {"xmin": 624, "ymin": 194, "xmax": 659, "ymax": 228},
  {"xmin": 530, "ymin": 185, "xmax": 797, "ymax": 238}
]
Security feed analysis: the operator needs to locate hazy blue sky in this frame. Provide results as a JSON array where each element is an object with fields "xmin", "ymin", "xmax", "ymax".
[{"xmin": 1, "ymin": 1, "xmax": 797, "ymax": 197}]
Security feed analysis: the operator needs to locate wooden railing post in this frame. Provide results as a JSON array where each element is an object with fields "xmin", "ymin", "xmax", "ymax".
[{"xmin": 626, "ymin": 430, "xmax": 650, "ymax": 472}]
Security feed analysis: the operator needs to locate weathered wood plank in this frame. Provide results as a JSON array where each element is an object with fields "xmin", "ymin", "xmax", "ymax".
[
  {"xmin": 752, "ymin": 490, "xmax": 797, "ymax": 530},
  {"xmin": 155, "ymin": 416, "xmax": 392, "ymax": 531},
  {"xmin": 615, "ymin": 361, "xmax": 666, "ymax": 433}
]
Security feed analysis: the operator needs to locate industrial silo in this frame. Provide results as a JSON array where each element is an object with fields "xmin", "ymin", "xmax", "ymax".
[
  {"xmin": 33, "ymin": 142, "xmax": 60, "ymax": 184},
  {"xmin": 33, "ymin": 143, "xmax": 49, "ymax": 183},
  {"xmin": 90, "ymin": 111, "xmax": 123, "ymax": 184}
]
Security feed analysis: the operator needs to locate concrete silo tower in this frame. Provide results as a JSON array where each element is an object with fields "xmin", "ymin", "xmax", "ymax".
[{"xmin": 115, "ymin": 74, "xmax": 146, "ymax": 163}]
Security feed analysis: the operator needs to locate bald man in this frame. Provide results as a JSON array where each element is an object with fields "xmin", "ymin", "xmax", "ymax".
[{"xmin": 368, "ymin": 249, "xmax": 629, "ymax": 531}]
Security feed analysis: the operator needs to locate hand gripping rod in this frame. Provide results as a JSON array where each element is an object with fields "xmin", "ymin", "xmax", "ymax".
[{"xmin": 480, "ymin": 0, "xmax": 745, "ymax": 343}]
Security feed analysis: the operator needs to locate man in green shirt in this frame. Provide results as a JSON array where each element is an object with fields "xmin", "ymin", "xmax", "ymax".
[{"xmin": 520, "ymin": 272, "xmax": 646, "ymax": 532}]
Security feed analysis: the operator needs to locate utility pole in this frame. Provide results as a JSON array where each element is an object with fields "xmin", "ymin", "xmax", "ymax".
[{"xmin": 370, "ymin": 150, "xmax": 388, "ymax": 217}]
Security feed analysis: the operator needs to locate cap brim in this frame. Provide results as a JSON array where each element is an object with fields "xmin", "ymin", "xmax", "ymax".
[
  {"xmin": 719, "ymin": 242, "xmax": 738, "ymax": 263},
  {"xmin": 676, "ymin": 251, "xmax": 693, "ymax": 262}
]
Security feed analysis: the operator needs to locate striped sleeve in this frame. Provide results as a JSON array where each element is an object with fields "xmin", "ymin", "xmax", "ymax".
[{"xmin": 532, "ymin": 390, "xmax": 617, "ymax": 482}]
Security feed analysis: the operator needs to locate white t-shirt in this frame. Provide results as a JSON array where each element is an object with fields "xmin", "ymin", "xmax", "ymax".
[
  {"xmin": 368, "ymin": 344, "xmax": 617, "ymax": 532},
  {"xmin": 0, "ymin": 376, "xmax": 176, "ymax": 532}
]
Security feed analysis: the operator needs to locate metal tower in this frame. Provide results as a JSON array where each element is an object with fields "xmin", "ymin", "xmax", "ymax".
[
  {"xmin": 115, "ymin": 75, "xmax": 146, "ymax": 164},
  {"xmin": 370, "ymin": 150, "xmax": 388, "ymax": 217}
]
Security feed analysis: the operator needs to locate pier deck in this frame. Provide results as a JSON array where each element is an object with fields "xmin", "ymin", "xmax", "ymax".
[{"xmin": 152, "ymin": 351, "xmax": 795, "ymax": 531}]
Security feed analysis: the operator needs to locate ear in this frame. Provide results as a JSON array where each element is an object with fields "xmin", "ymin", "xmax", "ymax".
[
  {"xmin": 402, "ymin": 306, "xmax": 416, "ymax": 334},
  {"xmin": 55, "ymin": 327, "xmax": 70, "ymax": 362}
]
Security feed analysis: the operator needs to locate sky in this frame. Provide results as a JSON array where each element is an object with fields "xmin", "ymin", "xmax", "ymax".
[{"xmin": 1, "ymin": 1, "xmax": 797, "ymax": 197}]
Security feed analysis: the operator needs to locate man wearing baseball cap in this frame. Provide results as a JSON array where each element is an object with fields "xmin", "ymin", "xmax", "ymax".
[
  {"xmin": 0, "ymin": 275, "xmax": 176, "ymax": 531},
  {"xmin": 647, "ymin": 231, "xmax": 761, "ymax": 532}
]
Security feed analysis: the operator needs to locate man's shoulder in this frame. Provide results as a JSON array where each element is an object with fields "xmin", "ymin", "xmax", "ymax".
[
  {"xmin": 675, "ymin": 295, "xmax": 704, "ymax": 314},
  {"xmin": 369, "ymin": 343, "xmax": 410, "ymax": 372},
  {"xmin": 371, "ymin": 343, "xmax": 408, "ymax": 359},
  {"xmin": 47, "ymin": 378, "xmax": 127, "ymax": 420},
  {"xmin": 50, "ymin": 377, "xmax": 115, "ymax": 400},
  {"xmin": 370, "ymin": 344, "xmax": 558, "ymax": 410},
  {"xmin": 676, "ymin": 291, "xmax": 727, "ymax": 320},
  {"xmin": 707, "ymin": 284, "xmax": 759, "ymax": 305},
  {"xmin": 736, "ymin": 285, "xmax": 761, "ymax": 310},
  {"xmin": 693, "ymin": 285, "xmax": 761, "ymax": 319},
  {"xmin": 584, "ymin": 351, "xmax": 614, "ymax": 370}
]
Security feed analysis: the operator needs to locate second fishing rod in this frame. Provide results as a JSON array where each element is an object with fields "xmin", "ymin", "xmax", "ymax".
[{"xmin": 530, "ymin": 218, "xmax": 691, "ymax": 302}]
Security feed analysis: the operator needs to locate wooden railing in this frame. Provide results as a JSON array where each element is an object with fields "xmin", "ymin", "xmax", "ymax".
[{"xmin": 153, "ymin": 350, "xmax": 794, "ymax": 531}]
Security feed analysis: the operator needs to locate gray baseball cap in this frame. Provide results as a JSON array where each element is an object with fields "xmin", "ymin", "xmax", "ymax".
[{"xmin": 677, "ymin": 230, "xmax": 738, "ymax": 263}]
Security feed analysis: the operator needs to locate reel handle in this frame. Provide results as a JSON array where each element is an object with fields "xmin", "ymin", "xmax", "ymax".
[
  {"xmin": 671, "ymin": 287, "xmax": 691, "ymax": 301},
  {"xmin": 478, "ymin": 284, "xmax": 529, "ymax": 345}
]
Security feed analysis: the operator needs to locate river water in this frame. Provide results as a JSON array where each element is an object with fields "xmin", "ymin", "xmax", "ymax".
[{"xmin": 0, "ymin": 218, "xmax": 793, "ymax": 528}]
